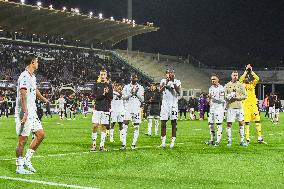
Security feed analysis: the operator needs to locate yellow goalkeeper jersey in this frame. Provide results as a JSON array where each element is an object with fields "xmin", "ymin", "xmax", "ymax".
[{"xmin": 239, "ymin": 72, "xmax": 259, "ymax": 105}]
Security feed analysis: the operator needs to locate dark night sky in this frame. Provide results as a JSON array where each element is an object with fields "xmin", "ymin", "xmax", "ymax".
[{"xmin": 17, "ymin": 0, "xmax": 284, "ymax": 65}]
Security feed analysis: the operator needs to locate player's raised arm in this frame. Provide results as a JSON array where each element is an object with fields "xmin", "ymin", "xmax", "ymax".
[{"xmin": 250, "ymin": 65, "xmax": 260, "ymax": 85}]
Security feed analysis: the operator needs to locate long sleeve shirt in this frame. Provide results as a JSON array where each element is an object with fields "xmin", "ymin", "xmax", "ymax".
[
  {"xmin": 239, "ymin": 71, "xmax": 259, "ymax": 105},
  {"xmin": 93, "ymin": 82, "xmax": 113, "ymax": 112},
  {"xmin": 224, "ymin": 81, "xmax": 247, "ymax": 109}
]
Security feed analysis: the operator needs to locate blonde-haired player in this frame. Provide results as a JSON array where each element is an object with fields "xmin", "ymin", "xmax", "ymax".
[{"xmin": 239, "ymin": 64, "xmax": 265, "ymax": 144}]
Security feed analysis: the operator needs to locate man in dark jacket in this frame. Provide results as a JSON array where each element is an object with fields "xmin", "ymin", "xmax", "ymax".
[
  {"xmin": 91, "ymin": 69, "xmax": 113, "ymax": 152},
  {"xmin": 188, "ymin": 96, "xmax": 197, "ymax": 120},
  {"xmin": 178, "ymin": 96, "xmax": 188, "ymax": 120},
  {"xmin": 145, "ymin": 83, "xmax": 161, "ymax": 136}
]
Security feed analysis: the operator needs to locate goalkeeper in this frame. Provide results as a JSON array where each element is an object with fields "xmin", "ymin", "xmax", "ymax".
[{"xmin": 239, "ymin": 64, "xmax": 266, "ymax": 144}]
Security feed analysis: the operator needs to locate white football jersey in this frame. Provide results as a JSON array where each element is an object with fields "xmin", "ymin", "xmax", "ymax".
[
  {"xmin": 111, "ymin": 91, "xmax": 124, "ymax": 113},
  {"xmin": 58, "ymin": 98, "xmax": 66, "ymax": 108},
  {"xmin": 122, "ymin": 83, "xmax": 144, "ymax": 113},
  {"xmin": 209, "ymin": 84, "xmax": 225, "ymax": 113},
  {"xmin": 160, "ymin": 79, "xmax": 181, "ymax": 107},
  {"xmin": 15, "ymin": 69, "xmax": 37, "ymax": 118}
]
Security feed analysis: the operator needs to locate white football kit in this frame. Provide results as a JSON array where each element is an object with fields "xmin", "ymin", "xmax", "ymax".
[
  {"xmin": 111, "ymin": 91, "xmax": 124, "ymax": 123},
  {"xmin": 160, "ymin": 79, "xmax": 181, "ymax": 121},
  {"xmin": 122, "ymin": 83, "xmax": 144, "ymax": 123},
  {"xmin": 208, "ymin": 84, "xmax": 225, "ymax": 124},
  {"xmin": 15, "ymin": 69, "xmax": 42, "ymax": 136},
  {"xmin": 58, "ymin": 98, "xmax": 66, "ymax": 112}
]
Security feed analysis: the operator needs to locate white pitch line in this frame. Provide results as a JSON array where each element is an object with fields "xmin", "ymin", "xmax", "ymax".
[
  {"xmin": 0, "ymin": 176, "xmax": 99, "ymax": 189},
  {"xmin": 0, "ymin": 143, "xmax": 185, "ymax": 161}
]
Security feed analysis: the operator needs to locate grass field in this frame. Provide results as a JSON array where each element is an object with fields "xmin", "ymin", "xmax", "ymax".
[{"xmin": 0, "ymin": 113, "xmax": 283, "ymax": 189}]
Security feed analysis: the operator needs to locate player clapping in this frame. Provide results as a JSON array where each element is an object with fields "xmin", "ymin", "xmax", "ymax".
[
  {"xmin": 159, "ymin": 69, "xmax": 181, "ymax": 148},
  {"xmin": 120, "ymin": 74, "xmax": 144, "ymax": 150},
  {"xmin": 206, "ymin": 74, "xmax": 225, "ymax": 146},
  {"xmin": 110, "ymin": 82, "xmax": 124, "ymax": 143}
]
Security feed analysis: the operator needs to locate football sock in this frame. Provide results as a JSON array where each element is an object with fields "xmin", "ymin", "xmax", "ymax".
[
  {"xmin": 209, "ymin": 124, "xmax": 215, "ymax": 141},
  {"xmin": 245, "ymin": 124, "xmax": 250, "ymax": 140},
  {"xmin": 255, "ymin": 123, "xmax": 262, "ymax": 138},
  {"xmin": 216, "ymin": 124, "xmax": 222, "ymax": 143},
  {"xmin": 132, "ymin": 125, "xmax": 140, "ymax": 145},
  {"xmin": 226, "ymin": 127, "xmax": 232, "ymax": 143},
  {"xmin": 92, "ymin": 132, "xmax": 97, "ymax": 145},
  {"xmin": 240, "ymin": 125, "xmax": 245, "ymax": 143},
  {"xmin": 24, "ymin": 149, "xmax": 35, "ymax": 162},
  {"xmin": 100, "ymin": 131, "xmax": 106, "ymax": 147}
]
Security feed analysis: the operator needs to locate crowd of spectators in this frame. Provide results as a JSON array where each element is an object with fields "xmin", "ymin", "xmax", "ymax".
[{"xmin": 0, "ymin": 40, "xmax": 153, "ymax": 105}]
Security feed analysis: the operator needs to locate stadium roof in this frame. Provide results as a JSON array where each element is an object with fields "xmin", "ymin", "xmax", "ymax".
[{"xmin": 0, "ymin": 0, "xmax": 159, "ymax": 45}]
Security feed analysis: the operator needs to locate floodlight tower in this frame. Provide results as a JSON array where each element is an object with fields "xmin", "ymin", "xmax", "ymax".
[{"xmin": 127, "ymin": 0, "xmax": 132, "ymax": 51}]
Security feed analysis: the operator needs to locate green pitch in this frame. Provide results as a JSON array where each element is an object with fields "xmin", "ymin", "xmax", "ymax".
[{"xmin": 0, "ymin": 113, "xmax": 283, "ymax": 189}]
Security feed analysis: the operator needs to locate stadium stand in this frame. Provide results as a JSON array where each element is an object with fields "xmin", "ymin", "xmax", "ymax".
[
  {"xmin": 0, "ymin": 40, "xmax": 153, "ymax": 103},
  {"xmin": 116, "ymin": 50, "xmax": 211, "ymax": 93}
]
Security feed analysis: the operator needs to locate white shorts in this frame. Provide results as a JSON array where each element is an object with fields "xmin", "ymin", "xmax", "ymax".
[
  {"xmin": 226, "ymin": 108, "xmax": 244, "ymax": 122},
  {"xmin": 160, "ymin": 105, "xmax": 178, "ymax": 121},
  {"xmin": 92, "ymin": 111, "xmax": 110, "ymax": 125},
  {"xmin": 208, "ymin": 111, "xmax": 224, "ymax": 124},
  {"xmin": 274, "ymin": 109, "xmax": 280, "ymax": 115},
  {"xmin": 111, "ymin": 111, "xmax": 124, "ymax": 123},
  {"xmin": 15, "ymin": 116, "xmax": 42, "ymax": 137},
  {"xmin": 269, "ymin": 107, "xmax": 275, "ymax": 114},
  {"xmin": 124, "ymin": 111, "xmax": 141, "ymax": 124},
  {"xmin": 58, "ymin": 106, "xmax": 64, "ymax": 112}
]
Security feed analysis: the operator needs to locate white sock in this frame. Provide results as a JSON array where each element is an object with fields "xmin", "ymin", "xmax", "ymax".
[
  {"xmin": 100, "ymin": 131, "xmax": 106, "ymax": 147},
  {"xmin": 162, "ymin": 135, "xmax": 166, "ymax": 145},
  {"xmin": 240, "ymin": 125, "xmax": 245, "ymax": 143},
  {"xmin": 16, "ymin": 157, "xmax": 24, "ymax": 170},
  {"xmin": 209, "ymin": 124, "xmax": 215, "ymax": 141},
  {"xmin": 171, "ymin": 137, "xmax": 176, "ymax": 144},
  {"xmin": 216, "ymin": 124, "xmax": 222, "ymax": 143},
  {"xmin": 110, "ymin": 129, "xmax": 114, "ymax": 141},
  {"xmin": 226, "ymin": 127, "xmax": 232, "ymax": 142},
  {"xmin": 92, "ymin": 132, "xmax": 97, "ymax": 145},
  {"xmin": 148, "ymin": 117, "xmax": 153, "ymax": 135},
  {"xmin": 25, "ymin": 149, "xmax": 35, "ymax": 162},
  {"xmin": 154, "ymin": 118, "xmax": 159, "ymax": 134},
  {"xmin": 122, "ymin": 124, "xmax": 128, "ymax": 146},
  {"xmin": 132, "ymin": 125, "xmax": 140, "ymax": 146}
]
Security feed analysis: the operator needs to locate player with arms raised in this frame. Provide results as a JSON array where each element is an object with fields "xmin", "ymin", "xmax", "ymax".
[{"xmin": 239, "ymin": 64, "xmax": 265, "ymax": 144}]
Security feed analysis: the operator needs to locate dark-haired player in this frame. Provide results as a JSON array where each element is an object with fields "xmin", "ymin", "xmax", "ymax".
[
  {"xmin": 206, "ymin": 74, "xmax": 225, "ymax": 146},
  {"xmin": 15, "ymin": 54, "xmax": 49, "ymax": 174},
  {"xmin": 159, "ymin": 69, "xmax": 181, "ymax": 148},
  {"xmin": 145, "ymin": 82, "xmax": 161, "ymax": 136},
  {"xmin": 121, "ymin": 74, "xmax": 144, "ymax": 150},
  {"xmin": 91, "ymin": 69, "xmax": 113, "ymax": 151}
]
